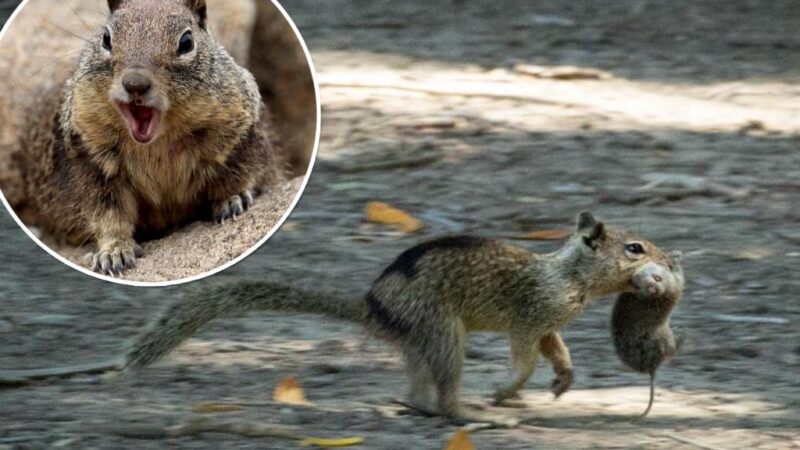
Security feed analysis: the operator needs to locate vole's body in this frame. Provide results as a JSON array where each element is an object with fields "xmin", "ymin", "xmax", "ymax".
[
  {"xmin": 611, "ymin": 251, "xmax": 684, "ymax": 418},
  {"xmin": 124, "ymin": 212, "xmax": 671, "ymax": 426},
  {"xmin": 12, "ymin": 0, "xmax": 285, "ymax": 274}
]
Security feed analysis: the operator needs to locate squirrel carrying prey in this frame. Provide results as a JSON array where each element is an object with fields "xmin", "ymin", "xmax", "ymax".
[
  {"xmin": 11, "ymin": 0, "xmax": 286, "ymax": 275},
  {"xmin": 118, "ymin": 212, "xmax": 674, "ymax": 426},
  {"xmin": 611, "ymin": 250, "xmax": 685, "ymax": 419},
  {"xmin": 0, "ymin": 213, "xmax": 677, "ymax": 426}
]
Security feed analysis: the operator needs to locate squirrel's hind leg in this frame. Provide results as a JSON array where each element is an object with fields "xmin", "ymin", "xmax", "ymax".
[
  {"xmin": 402, "ymin": 355, "xmax": 438, "ymax": 415},
  {"xmin": 422, "ymin": 318, "xmax": 518, "ymax": 427}
]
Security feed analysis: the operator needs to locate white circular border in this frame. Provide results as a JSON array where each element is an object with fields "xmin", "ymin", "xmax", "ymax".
[{"xmin": 0, "ymin": 0, "xmax": 321, "ymax": 287}]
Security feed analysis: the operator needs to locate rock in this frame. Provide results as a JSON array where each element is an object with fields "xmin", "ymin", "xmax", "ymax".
[
  {"xmin": 529, "ymin": 14, "xmax": 576, "ymax": 27},
  {"xmin": 550, "ymin": 183, "xmax": 596, "ymax": 195},
  {"xmin": 308, "ymin": 363, "xmax": 343, "ymax": 375},
  {"xmin": 693, "ymin": 274, "xmax": 719, "ymax": 288},
  {"xmin": 22, "ymin": 315, "xmax": 74, "ymax": 326},
  {"xmin": 732, "ymin": 347, "xmax": 760, "ymax": 358}
]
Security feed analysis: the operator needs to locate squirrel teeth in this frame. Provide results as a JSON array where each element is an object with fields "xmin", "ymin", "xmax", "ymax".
[{"xmin": 116, "ymin": 101, "xmax": 160, "ymax": 144}]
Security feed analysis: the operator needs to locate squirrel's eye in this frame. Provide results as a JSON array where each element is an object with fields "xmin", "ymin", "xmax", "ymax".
[
  {"xmin": 177, "ymin": 31, "xmax": 194, "ymax": 55},
  {"xmin": 625, "ymin": 243, "xmax": 645, "ymax": 255},
  {"xmin": 102, "ymin": 29, "xmax": 112, "ymax": 51}
]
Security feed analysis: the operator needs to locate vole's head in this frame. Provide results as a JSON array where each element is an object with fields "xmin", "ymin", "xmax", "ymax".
[
  {"xmin": 72, "ymin": 0, "xmax": 213, "ymax": 146},
  {"xmin": 631, "ymin": 250, "xmax": 685, "ymax": 297},
  {"xmin": 568, "ymin": 212, "xmax": 670, "ymax": 298}
]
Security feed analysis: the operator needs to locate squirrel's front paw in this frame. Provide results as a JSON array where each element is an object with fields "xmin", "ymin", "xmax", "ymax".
[
  {"xmin": 550, "ymin": 368, "xmax": 574, "ymax": 398},
  {"xmin": 213, "ymin": 191, "xmax": 254, "ymax": 224},
  {"xmin": 92, "ymin": 241, "xmax": 143, "ymax": 276}
]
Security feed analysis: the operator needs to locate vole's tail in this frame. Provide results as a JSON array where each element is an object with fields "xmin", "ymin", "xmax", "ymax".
[
  {"xmin": 640, "ymin": 372, "xmax": 656, "ymax": 419},
  {"xmin": 124, "ymin": 281, "xmax": 365, "ymax": 370}
]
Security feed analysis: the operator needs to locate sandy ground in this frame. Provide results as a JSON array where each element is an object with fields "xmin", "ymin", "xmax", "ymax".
[
  {"xmin": 48, "ymin": 177, "xmax": 305, "ymax": 283},
  {"xmin": 1, "ymin": 1, "xmax": 800, "ymax": 449}
]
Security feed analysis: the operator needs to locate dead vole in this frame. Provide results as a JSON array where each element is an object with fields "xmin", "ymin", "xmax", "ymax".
[{"xmin": 611, "ymin": 250, "xmax": 684, "ymax": 418}]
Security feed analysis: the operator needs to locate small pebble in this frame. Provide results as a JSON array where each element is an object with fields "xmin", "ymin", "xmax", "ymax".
[
  {"xmin": 550, "ymin": 183, "xmax": 596, "ymax": 194},
  {"xmin": 22, "ymin": 315, "xmax": 74, "ymax": 326}
]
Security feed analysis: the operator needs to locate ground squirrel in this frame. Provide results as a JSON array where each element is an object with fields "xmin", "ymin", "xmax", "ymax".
[
  {"xmin": 120, "ymin": 212, "xmax": 673, "ymax": 426},
  {"xmin": 611, "ymin": 250, "xmax": 684, "ymax": 418},
  {"xmin": 10, "ymin": 0, "xmax": 285, "ymax": 275}
]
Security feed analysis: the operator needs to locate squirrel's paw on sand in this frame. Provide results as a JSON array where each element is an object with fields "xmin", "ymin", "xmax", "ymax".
[
  {"xmin": 91, "ymin": 241, "xmax": 143, "ymax": 276},
  {"xmin": 213, "ymin": 191, "xmax": 254, "ymax": 224}
]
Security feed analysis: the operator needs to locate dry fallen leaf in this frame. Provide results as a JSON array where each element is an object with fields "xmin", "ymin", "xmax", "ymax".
[
  {"xmin": 273, "ymin": 377, "xmax": 311, "ymax": 406},
  {"xmin": 300, "ymin": 436, "xmax": 365, "ymax": 447},
  {"xmin": 193, "ymin": 402, "xmax": 243, "ymax": 413},
  {"xmin": 520, "ymin": 229, "xmax": 571, "ymax": 240},
  {"xmin": 365, "ymin": 201, "xmax": 423, "ymax": 233},
  {"xmin": 444, "ymin": 429, "xmax": 475, "ymax": 450}
]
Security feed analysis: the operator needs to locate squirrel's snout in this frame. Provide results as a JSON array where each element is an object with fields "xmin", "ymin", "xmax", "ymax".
[{"xmin": 122, "ymin": 71, "xmax": 153, "ymax": 97}]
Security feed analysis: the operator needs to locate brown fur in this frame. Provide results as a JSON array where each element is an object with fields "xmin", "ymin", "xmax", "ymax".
[
  {"xmin": 11, "ymin": 0, "xmax": 286, "ymax": 275},
  {"xmin": 247, "ymin": 0, "xmax": 316, "ymax": 175},
  {"xmin": 121, "ymin": 212, "xmax": 670, "ymax": 426}
]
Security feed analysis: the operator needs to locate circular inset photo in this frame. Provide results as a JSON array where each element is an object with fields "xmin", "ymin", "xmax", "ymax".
[{"xmin": 0, "ymin": 0, "xmax": 319, "ymax": 285}]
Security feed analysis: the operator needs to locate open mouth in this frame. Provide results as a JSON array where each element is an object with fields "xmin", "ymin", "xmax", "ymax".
[{"xmin": 116, "ymin": 101, "xmax": 161, "ymax": 144}]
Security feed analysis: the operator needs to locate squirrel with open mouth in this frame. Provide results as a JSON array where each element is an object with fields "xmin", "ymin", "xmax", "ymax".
[{"xmin": 10, "ymin": 0, "xmax": 286, "ymax": 275}]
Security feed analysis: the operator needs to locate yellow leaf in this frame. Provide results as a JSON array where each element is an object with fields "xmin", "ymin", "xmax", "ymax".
[
  {"xmin": 193, "ymin": 402, "xmax": 242, "ymax": 413},
  {"xmin": 444, "ymin": 429, "xmax": 475, "ymax": 450},
  {"xmin": 300, "ymin": 437, "xmax": 365, "ymax": 447},
  {"xmin": 273, "ymin": 377, "xmax": 311, "ymax": 406},
  {"xmin": 365, "ymin": 201, "xmax": 422, "ymax": 233},
  {"xmin": 519, "ymin": 229, "xmax": 571, "ymax": 240}
]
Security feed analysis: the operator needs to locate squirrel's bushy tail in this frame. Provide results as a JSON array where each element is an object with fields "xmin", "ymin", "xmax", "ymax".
[{"xmin": 124, "ymin": 281, "xmax": 365, "ymax": 370}]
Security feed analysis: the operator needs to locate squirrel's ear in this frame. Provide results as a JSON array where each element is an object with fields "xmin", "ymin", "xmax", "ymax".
[
  {"xmin": 576, "ymin": 212, "xmax": 605, "ymax": 250},
  {"xmin": 185, "ymin": 0, "xmax": 207, "ymax": 29},
  {"xmin": 581, "ymin": 222, "xmax": 605, "ymax": 250},
  {"xmin": 107, "ymin": 0, "xmax": 123, "ymax": 12},
  {"xmin": 575, "ymin": 211, "xmax": 596, "ymax": 232}
]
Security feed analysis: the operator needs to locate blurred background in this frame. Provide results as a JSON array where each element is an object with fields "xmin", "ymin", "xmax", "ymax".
[{"xmin": 1, "ymin": 1, "xmax": 798, "ymax": 449}]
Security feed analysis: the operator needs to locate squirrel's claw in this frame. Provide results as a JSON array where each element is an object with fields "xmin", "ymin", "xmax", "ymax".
[
  {"xmin": 91, "ymin": 243, "xmax": 140, "ymax": 276},
  {"xmin": 213, "ymin": 191, "xmax": 254, "ymax": 224},
  {"xmin": 241, "ymin": 190, "xmax": 254, "ymax": 211}
]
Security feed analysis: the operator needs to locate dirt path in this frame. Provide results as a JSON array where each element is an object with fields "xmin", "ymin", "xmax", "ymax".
[{"xmin": 1, "ymin": 1, "xmax": 799, "ymax": 449}]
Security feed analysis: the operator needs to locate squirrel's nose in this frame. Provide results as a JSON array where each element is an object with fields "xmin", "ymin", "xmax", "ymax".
[{"xmin": 122, "ymin": 71, "xmax": 153, "ymax": 96}]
